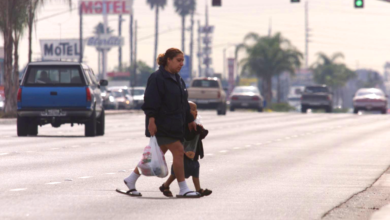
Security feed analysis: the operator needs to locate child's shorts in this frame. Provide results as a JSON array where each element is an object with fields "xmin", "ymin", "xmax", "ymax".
[{"xmin": 171, "ymin": 156, "xmax": 200, "ymax": 178}]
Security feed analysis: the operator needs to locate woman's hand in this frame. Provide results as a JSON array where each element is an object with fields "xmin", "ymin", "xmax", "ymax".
[
  {"xmin": 148, "ymin": 117, "xmax": 157, "ymax": 136},
  {"xmin": 188, "ymin": 121, "xmax": 197, "ymax": 131}
]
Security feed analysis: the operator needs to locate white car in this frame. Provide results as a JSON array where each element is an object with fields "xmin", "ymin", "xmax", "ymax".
[
  {"xmin": 130, "ymin": 87, "xmax": 145, "ymax": 109},
  {"xmin": 353, "ymin": 88, "xmax": 388, "ymax": 114}
]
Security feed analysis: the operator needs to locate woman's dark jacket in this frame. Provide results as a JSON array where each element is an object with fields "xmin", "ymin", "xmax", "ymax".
[{"xmin": 142, "ymin": 66, "xmax": 194, "ymax": 141}]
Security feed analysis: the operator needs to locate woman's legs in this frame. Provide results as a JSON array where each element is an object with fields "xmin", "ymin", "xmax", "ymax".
[{"xmin": 165, "ymin": 141, "xmax": 185, "ymax": 182}]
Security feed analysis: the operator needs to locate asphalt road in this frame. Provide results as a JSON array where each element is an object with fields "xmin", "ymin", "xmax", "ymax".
[{"xmin": 1, "ymin": 111, "xmax": 390, "ymax": 220}]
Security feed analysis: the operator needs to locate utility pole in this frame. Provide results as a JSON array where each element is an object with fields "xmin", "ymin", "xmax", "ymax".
[
  {"xmin": 189, "ymin": 12, "xmax": 194, "ymax": 80},
  {"xmin": 102, "ymin": 0, "xmax": 108, "ymax": 80},
  {"xmin": 305, "ymin": 1, "xmax": 309, "ymax": 69},
  {"xmin": 118, "ymin": 15, "xmax": 122, "ymax": 71},
  {"xmin": 197, "ymin": 20, "xmax": 202, "ymax": 77},
  {"xmin": 79, "ymin": 4, "xmax": 83, "ymax": 63},
  {"xmin": 205, "ymin": 4, "xmax": 210, "ymax": 77},
  {"xmin": 130, "ymin": 14, "xmax": 134, "ymax": 68},
  {"xmin": 133, "ymin": 20, "xmax": 138, "ymax": 89}
]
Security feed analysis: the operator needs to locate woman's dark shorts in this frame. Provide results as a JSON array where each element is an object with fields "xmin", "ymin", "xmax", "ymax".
[
  {"xmin": 171, "ymin": 156, "xmax": 200, "ymax": 179},
  {"xmin": 156, "ymin": 136, "xmax": 180, "ymax": 146}
]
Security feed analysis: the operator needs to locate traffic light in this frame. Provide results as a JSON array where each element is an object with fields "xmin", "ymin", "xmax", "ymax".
[
  {"xmin": 354, "ymin": 0, "xmax": 364, "ymax": 8},
  {"xmin": 291, "ymin": 0, "xmax": 300, "ymax": 3},
  {"xmin": 212, "ymin": 0, "xmax": 221, "ymax": 6}
]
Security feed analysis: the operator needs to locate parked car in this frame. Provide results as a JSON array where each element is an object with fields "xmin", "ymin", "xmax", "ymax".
[
  {"xmin": 229, "ymin": 86, "xmax": 264, "ymax": 112},
  {"xmin": 353, "ymin": 88, "xmax": 387, "ymax": 114},
  {"xmin": 109, "ymin": 88, "xmax": 133, "ymax": 109},
  {"xmin": 287, "ymin": 86, "xmax": 305, "ymax": 111},
  {"xmin": 17, "ymin": 61, "xmax": 108, "ymax": 137},
  {"xmin": 102, "ymin": 90, "xmax": 119, "ymax": 110},
  {"xmin": 130, "ymin": 87, "xmax": 145, "ymax": 109},
  {"xmin": 187, "ymin": 77, "xmax": 227, "ymax": 115},
  {"xmin": 301, "ymin": 85, "xmax": 333, "ymax": 113}
]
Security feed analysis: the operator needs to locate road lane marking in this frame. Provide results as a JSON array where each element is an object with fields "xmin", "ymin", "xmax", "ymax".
[
  {"xmin": 233, "ymin": 147, "xmax": 241, "ymax": 150},
  {"xmin": 206, "ymin": 153, "xmax": 214, "ymax": 156},
  {"xmin": 10, "ymin": 188, "xmax": 27, "ymax": 192},
  {"xmin": 219, "ymin": 150, "xmax": 228, "ymax": 153},
  {"xmin": 46, "ymin": 182, "xmax": 61, "ymax": 185},
  {"xmin": 255, "ymin": 143, "xmax": 262, "ymax": 145},
  {"xmin": 276, "ymin": 139, "xmax": 282, "ymax": 142},
  {"xmin": 0, "ymin": 153, "xmax": 9, "ymax": 156},
  {"xmin": 105, "ymin": 173, "xmax": 116, "ymax": 175},
  {"xmin": 50, "ymin": 148, "xmax": 59, "ymax": 150},
  {"xmin": 245, "ymin": 145, "xmax": 252, "ymax": 148},
  {"xmin": 71, "ymin": 145, "xmax": 80, "ymax": 148},
  {"xmin": 79, "ymin": 176, "xmax": 93, "ymax": 179},
  {"xmin": 25, "ymin": 151, "xmax": 35, "ymax": 153}
]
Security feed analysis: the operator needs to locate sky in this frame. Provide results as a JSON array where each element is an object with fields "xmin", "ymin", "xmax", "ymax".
[{"xmin": 2, "ymin": 0, "xmax": 390, "ymax": 79}]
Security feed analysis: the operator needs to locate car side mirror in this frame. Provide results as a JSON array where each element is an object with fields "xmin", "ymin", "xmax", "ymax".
[{"xmin": 100, "ymin": 80, "xmax": 108, "ymax": 86}]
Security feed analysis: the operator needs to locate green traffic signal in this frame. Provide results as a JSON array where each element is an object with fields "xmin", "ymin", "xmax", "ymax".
[{"xmin": 355, "ymin": 0, "xmax": 364, "ymax": 8}]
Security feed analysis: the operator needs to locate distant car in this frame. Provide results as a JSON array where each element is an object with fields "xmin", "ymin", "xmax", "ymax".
[
  {"xmin": 0, "ymin": 95, "xmax": 4, "ymax": 110},
  {"xmin": 229, "ymin": 86, "xmax": 264, "ymax": 112},
  {"xmin": 102, "ymin": 90, "xmax": 119, "ymax": 110},
  {"xmin": 301, "ymin": 85, "xmax": 333, "ymax": 113},
  {"xmin": 130, "ymin": 87, "xmax": 145, "ymax": 109},
  {"xmin": 353, "ymin": 88, "xmax": 387, "ymax": 114},
  {"xmin": 108, "ymin": 89, "xmax": 133, "ymax": 109},
  {"xmin": 17, "ymin": 61, "xmax": 108, "ymax": 137}
]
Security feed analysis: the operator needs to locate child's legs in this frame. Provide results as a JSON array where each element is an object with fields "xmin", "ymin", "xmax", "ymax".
[
  {"xmin": 192, "ymin": 177, "xmax": 201, "ymax": 191},
  {"xmin": 164, "ymin": 174, "xmax": 176, "ymax": 188}
]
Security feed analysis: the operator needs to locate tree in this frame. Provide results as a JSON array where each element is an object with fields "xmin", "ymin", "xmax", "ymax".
[
  {"xmin": 146, "ymin": 0, "xmax": 167, "ymax": 70},
  {"xmin": 311, "ymin": 52, "xmax": 356, "ymax": 106},
  {"xmin": 236, "ymin": 32, "xmax": 303, "ymax": 104},
  {"xmin": 0, "ymin": 0, "xmax": 30, "ymax": 113},
  {"xmin": 174, "ymin": 0, "xmax": 196, "ymax": 55},
  {"xmin": 113, "ymin": 60, "xmax": 153, "ymax": 87}
]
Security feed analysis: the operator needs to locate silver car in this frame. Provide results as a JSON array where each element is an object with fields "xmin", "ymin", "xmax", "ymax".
[
  {"xmin": 353, "ymin": 88, "xmax": 388, "ymax": 114},
  {"xmin": 229, "ymin": 86, "xmax": 264, "ymax": 112},
  {"xmin": 130, "ymin": 87, "xmax": 145, "ymax": 109}
]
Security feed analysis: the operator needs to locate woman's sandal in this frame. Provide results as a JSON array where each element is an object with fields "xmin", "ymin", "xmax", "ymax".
[
  {"xmin": 198, "ymin": 188, "xmax": 212, "ymax": 196},
  {"xmin": 159, "ymin": 184, "xmax": 173, "ymax": 197}
]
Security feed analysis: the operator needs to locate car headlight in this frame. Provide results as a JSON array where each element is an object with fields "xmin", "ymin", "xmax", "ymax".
[
  {"xmin": 0, "ymin": 102, "xmax": 3, "ymax": 107},
  {"xmin": 109, "ymin": 96, "xmax": 115, "ymax": 102}
]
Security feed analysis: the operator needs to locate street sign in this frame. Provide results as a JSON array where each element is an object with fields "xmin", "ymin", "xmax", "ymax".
[
  {"xmin": 202, "ymin": 37, "xmax": 212, "ymax": 44},
  {"xmin": 80, "ymin": 0, "xmax": 133, "ymax": 15},
  {"xmin": 203, "ymin": 57, "xmax": 212, "ymax": 65},
  {"xmin": 87, "ymin": 35, "xmax": 124, "ymax": 49},
  {"xmin": 202, "ymin": 47, "xmax": 212, "ymax": 55},
  {"xmin": 40, "ymin": 39, "xmax": 85, "ymax": 60},
  {"xmin": 199, "ymin": 26, "xmax": 215, "ymax": 34}
]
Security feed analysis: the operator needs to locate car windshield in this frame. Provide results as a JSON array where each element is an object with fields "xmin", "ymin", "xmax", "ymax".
[
  {"xmin": 192, "ymin": 80, "xmax": 219, "ymax": 88},
  {"xmin": 233, "ymin": 87, "xmax": 259, "ymax": 94},
  {"xmin": 131, "ymin": 89, "xmax": 145, "ymax": 96},
  {"xmin": 111, "ymin": 91, "xmax": 123, "ymax": 98},
  {"xmin": 357, "ymin": 91, "xmax": 384, "ymax": 96},
  {"xmin": 24, "ymin": 66, "xmax": 84, "ymax": 86},
  {"xmin": 304, "ymin": 87, "xmax": 329, "ymax": 93}
]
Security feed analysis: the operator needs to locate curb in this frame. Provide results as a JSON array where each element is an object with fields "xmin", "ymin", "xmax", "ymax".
[{"xmin": 0, "ymin": 110, "xmax": 143, "ymax": 125}]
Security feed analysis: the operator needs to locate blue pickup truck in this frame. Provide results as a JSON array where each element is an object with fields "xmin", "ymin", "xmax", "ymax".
[{"xmin": 17, "ymin": 61, "xmax": 108, "ymax": 137}]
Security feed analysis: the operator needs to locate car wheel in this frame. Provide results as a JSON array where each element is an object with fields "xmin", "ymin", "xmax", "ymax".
[
  {"xmin": 96, "ymin": 109, "xmax": 105, "ymax": 136},
  {"xmin": 353, "ymin": 108, "xmax": 359, "ymax": 114},
  {"xmin": 301, "ymin": 105, "xmax": 307, "ymax": 113},
  {"xmin": 17, "ymin": 116, "xmax": 28, "ymax": 137},
  {"xmin": 230, "ymin": 107, "xmax": 235, "ymax": 111},
  {"xmin": 325, "ymin": 106, "xmax": 332, "ymax": 113},
  {"xmin": 382, "ymin": 108, "xmax": 387, "ymax": 114},
  {"xmin": 28, "ymin": 123, "xmax": 38, "ymax": 136},
  {"xmin": 258, "ymin": 107, "xmax": 263, "ymax": 112},
  {"xmin": 85, "ymin": 109, "xmax": 97, "ymax": 137}
]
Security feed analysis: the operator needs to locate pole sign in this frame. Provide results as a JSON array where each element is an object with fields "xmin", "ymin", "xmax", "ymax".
[
  {"xmin": 40, "ymin": 39, "xmax": 84, "ymax": 60},
  {"xmin": 228, "ymin": 58, "xmax": 235, "ymax": 96},
  {"xmin": 87, "ymin": 35, "xmax": 124, "ymax": 49},
  {"xmin": 80, "ymin": 0, "xmax": 133, "ymax": 15},
  {"xmin": 199, "ymin": 26, "xmax": 215, "ymax": 34},
  {"xmin": 179, "ymin": 55, "xmax": 191, "ymax": 83}
]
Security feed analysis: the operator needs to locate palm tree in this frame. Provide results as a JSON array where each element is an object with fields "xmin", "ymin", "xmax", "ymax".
[
  {"xmin": 311, "ymin": 52, "xmax": 355, "ymax": 106},
  {"xmin": 236, "ymin": 32, "xmax": 303, "ymax": 104},
  {"xmin": 174, "ymin": 0, "xmax": 196, "ymax": 55},
  {"xmin": 27, "ymin": 0, "xmax": 72, "ymax": 63},
  {"xmin": 146, "ymin": 0, "xmax": 167, "ymax": 70}
]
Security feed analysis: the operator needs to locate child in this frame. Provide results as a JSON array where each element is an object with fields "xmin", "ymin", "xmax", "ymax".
[{"xmin": 159, "ymin": 101, "xmax": 212, "ymax": 197}]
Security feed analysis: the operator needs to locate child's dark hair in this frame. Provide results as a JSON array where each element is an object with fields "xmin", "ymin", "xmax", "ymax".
[{"xmin": 157, "ymin": 48, "xmax": 183, "ymax": 66}]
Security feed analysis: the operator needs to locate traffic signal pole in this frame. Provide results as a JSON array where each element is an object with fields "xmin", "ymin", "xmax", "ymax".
[{"xmin": 305, "ymin": 1, "xmax": 309, "ymax": 69}]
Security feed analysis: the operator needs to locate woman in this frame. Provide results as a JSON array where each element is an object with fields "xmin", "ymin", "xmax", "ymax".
[{"xmin": 123, "ymin": 48, "xmax": 201, "ymax": 198}]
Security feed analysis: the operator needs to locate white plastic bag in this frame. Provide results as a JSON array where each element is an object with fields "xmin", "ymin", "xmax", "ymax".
[{"xmin": 137, "ymin": 137, "xmax": 169, "ymax": 178}]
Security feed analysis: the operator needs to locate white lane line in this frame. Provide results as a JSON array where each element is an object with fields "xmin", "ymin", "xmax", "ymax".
[
  {"xmin": 219, "ymin": 150, "xmax": 228, "ymax": 153},
  {"xmin": 206, "ymin": 153, "xmax": 214, "ymax": 156},
  {"xmin": 0, "ymin": 153, "xmax": 9, "ymax": 156},
  {"xmin": 10, "ymin": 188, "xmax": 27, "ymax": 192},
  {"xmin": 245, "ymin": 145, "xmax": 252, "ymax": 148},
  {"xmin": 255, "ymin": 143, "xmax": 262, "ymax": 146},
  {"xmin": 233, "ymin": 147, "xmax": 241, "ymax": 150},
  {"xmin": 46, "ymin": 182, "xmax": 61, "ymax": 185},
  {"xmin": 285, "ymin": 137, "xmax": 291, "ymax": 140},
  {"xmin": 105, "ymin": 173, "xmax": 116, "ymax": 175},
  {"xmin": 71, "ymin": 145, "xmax": 80, "ymax": 148},
  {"xmin": 276, "ymin": 139, "xmax": 282, "ymax": 142},
  {"xmin": 79, "ymin": 176, "xmax": 93, "ymax": 179}
]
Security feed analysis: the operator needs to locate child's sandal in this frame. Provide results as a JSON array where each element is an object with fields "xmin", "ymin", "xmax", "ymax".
[
  {"xmin": 198, "ymin": 188, "xmax": 212, "ymax": 196},
  {"xmin": 159, "ymin": 184, "xmax": 173, "ymax": 197}
]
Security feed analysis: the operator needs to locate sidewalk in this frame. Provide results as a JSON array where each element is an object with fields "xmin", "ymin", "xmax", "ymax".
[
  {"xmin": 370, "ymin": 172, "xmax": 390, "ymax": 220},
  {"xmin": 0, "ymin": 110, "xmax": 142, "ymax": 125}
]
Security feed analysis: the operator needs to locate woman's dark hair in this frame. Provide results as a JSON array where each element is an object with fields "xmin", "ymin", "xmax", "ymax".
[{"xmin": 157, "ymin": 48, "xmax": 183, "ymax": 66}]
